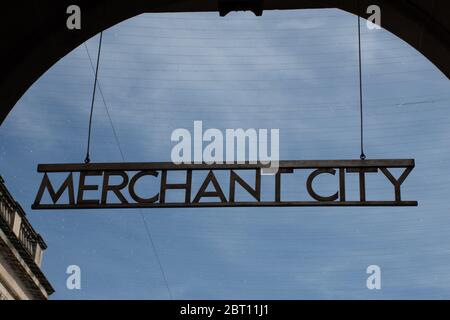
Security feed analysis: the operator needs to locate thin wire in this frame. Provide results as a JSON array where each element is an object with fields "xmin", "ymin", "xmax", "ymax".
[
  {"xmin": 84, "ymin": 32, "xmax": 103, "ymax": 163},
  {"xmin": 139, "ymin": 213, "xmax": 174, "ymax": 299},
  {"xmin": 84, "ymin": 42, "xmax": 173, "ymax": 299},
  {"xmin": 84, "ymin": 43, "xmax": 125, "ymax": 161},
  {"xmin": 357, "ymin": 1, "xmax": 366, "ymax": 160}
]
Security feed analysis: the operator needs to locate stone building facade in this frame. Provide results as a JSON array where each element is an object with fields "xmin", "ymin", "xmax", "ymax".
[{"xmin": 0, "ymin": 176, "xmax": 53, "ymax": 299}]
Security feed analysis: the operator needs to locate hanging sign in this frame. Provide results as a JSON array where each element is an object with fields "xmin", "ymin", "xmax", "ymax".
[{"xmin": 32, "ymin": 159, "xmax": 417, "ymax": 209}]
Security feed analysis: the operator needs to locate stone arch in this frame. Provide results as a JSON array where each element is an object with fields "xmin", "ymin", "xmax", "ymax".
[{"xmin": 0, "ymin": 0, "xmax": 449, "ymax": 124}]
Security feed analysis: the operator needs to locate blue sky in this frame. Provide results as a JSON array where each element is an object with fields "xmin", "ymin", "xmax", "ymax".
[{"xmin": 1, "ymin": 9, "xmax": 450, "ymax": 299}]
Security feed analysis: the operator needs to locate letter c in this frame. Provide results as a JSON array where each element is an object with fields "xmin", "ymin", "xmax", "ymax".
[
  {"xmin": 306, "ymin": 169, "xmax": 339, "ymax": 202},
  {"xmin": 129, "ymin": 171, "xmax": 159, "ymax": 203}
]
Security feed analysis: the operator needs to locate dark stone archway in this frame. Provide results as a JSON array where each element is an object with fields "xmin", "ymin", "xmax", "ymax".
[{"xmin": 0, "ymin": 0, "xmax": 449, "ymax": 124}]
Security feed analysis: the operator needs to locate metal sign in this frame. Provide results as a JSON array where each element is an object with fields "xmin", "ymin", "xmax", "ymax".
[{"xmin": 32, "ymin": 159, "xmax": 417, "ymax": 209}]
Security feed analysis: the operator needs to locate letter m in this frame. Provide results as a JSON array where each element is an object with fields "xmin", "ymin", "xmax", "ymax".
[{"xmin": 33, "ymin": 173, "xmax": 75, "ymax": 206}]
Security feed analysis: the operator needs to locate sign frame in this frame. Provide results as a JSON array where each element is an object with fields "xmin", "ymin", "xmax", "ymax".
[{"xmin": 32, "ymin": 159, "xmax": 417, "ymax": 209}]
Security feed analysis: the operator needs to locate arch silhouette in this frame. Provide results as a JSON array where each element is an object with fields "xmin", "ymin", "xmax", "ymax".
[{"xmin": 0, "ymin": 0, "xmax": 449, "ymax": 124}]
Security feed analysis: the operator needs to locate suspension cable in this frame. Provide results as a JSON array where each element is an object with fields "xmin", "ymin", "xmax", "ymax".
[
  {"xmin": 357, "ymin": 1, "xmax": 366, "ymax": 160},
  {"xmin": 84, "ymin": 39, "xmax": 173, "ymax": 299},
  {"xmin": 84, "ymin": 32, "xmax": 103, "ymax": 164}
]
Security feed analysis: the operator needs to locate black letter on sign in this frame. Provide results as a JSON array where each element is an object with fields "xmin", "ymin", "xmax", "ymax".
[
  {"xmin": 339, "ymin": 168, "xmax": 346, "ymax": 202},
  {"xmin": 229, "ymin": 170, "xmax": 261, "ymax": 202},
  {"xmin": 160, "ymin": 169, "xmax": 192, "ymax": 204},
  {"xmin": 380, "ymin": 167, "xmax": 413, "ymax": 201},
  {"xmin": 346, "ymin": 168, "xmax": 378, "ymax": 202},
  {"xmin": 275, "ymin": 168, "xmax": 294, "ymax": 202},
  {"xmin": 129, "ymin": 171, "xmax": 159, "ymax": 204},
  {"xmin": 193, "ymin": 170, "xmax": 227, "ymax": 203},
  {"xmin": 306, "ymin": 169, "xmax": 339, "ymax": 202},
  {"xmin": 101, "ymin": 171, "xmax": 129, "ymax": 204},
  {"xmin": 77, "ymin": 171, "xmax": 102, "ymax": 205},
  {"xmin": 34, "ymin": 173, "xmax": 75, "ymax": 206}
]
